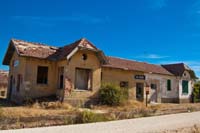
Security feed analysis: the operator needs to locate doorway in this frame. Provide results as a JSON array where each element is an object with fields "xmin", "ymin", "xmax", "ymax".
[
  {"xmin": 58, "ymin": 67, "xmax": 64, "ymax": 89},
  {"xmin": 136, "ymin": 83, "xmax": 144, "ymax": 101},
  {"xmin": 150, "ymin": 83, "xmax": 158, "ymax": 102},
  {"xmin": 8, "ymin": 75, "xmax": 13, "ymax": 100},
  {"xmin": 75, "ymin": 68, "xmax": 92, "ymax": 90}
]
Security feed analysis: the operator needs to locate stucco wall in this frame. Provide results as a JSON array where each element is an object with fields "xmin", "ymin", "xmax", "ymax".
[
  {"xmin": 8, "ymin": 51, "xmax": 26, "ymax": 102},
  {"xmin": 23, "ymin": 57, "xmax": 57, "ymax": 99},
  {"xmin": 145, "ymin": 73, "xmax": 179, "ymax": 103},
  {"xmin": 179, "ymin": 71, "xmax": 194, "ymax": 103},
  {"xmin": 102, "ymin": 67, "xmax": 145, "ymax": 100},
  {"xmin": 8, "ymin": 50, "xmax": 59, "ymax": 102},
  {"xmin": 64, "ymin": 50, "xmax": 101, "ymax": 99}
]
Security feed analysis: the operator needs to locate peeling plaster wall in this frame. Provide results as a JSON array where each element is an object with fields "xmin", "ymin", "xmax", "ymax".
[
  {"xmin": 8, "ymin": 51, "xmax": 26, "ymax": 102},
  {"xmin": 145, "ymin": 73, "xmax": 179, "ymax": 103},
  {"xmin": 23, "ymin": 57, "xmax": 57, "ymax": 100},
  {"xmin": 179, "ymin": 71, "xmax": 194, "ymax": 103},
  {"xmin": 102, "ymin": 68, "xmax": 145, "ymax": 100},
  {"xmin": 64, "ymin": 50, "xmax": 101, "ymax": 99}
]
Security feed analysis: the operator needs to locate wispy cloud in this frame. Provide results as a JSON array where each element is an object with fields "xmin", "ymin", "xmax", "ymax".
[
  {"xmin": 136, "ymin": 54, "xmax": 169, "ymax": 59},
  {"xmin": 11, "ymin": 15, "xmax": 110, "ymax": 26},
  {"xmin": 148, "ymin": 0, "xmax": 167, "ymax": 9}
]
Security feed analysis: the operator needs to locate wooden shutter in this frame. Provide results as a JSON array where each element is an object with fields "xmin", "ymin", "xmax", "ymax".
[
  {"xmin": 167, "ymin": 80, "xmax": 171, "ymax": 91},
  {"xmin": 182, "ymin": 80, "xmax": 188, "ymax": 94}
]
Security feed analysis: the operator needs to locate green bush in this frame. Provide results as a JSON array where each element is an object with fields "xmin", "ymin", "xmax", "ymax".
[
  {"xmin": 99, "ymin": 83, "xmax": 128, "ymax": 106},
  {"xmin": 77, "ymin": 111, "xmax": 110, "ymax": 123},
  {"xmin": 192, "ymin": 82, "xmax": 200, "ymax": 103}
]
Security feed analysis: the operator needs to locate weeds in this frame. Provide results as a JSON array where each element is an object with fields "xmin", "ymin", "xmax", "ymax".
[{"xmin": 77, "ymin": 110, "xmax": 112, "ymax": 123}]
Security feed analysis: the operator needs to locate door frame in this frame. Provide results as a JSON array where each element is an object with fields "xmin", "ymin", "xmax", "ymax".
[
  {"xmin": 136, "ymin": 82, "xmax": 144, "ymax": 101},
  {"xmin": 58, "ymin": 67, "xmax": 64, "ymax": 90},
  {"xmin": 8, "ymin": 75, "xmax": 13, "ymax": 100},
  {"xmin": 75, "ymin": 67, "xmax": 92, "ymax": 90}
]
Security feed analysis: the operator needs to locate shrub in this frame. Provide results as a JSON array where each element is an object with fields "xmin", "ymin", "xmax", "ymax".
[
  {"xmin": 77, "ymin": 111, "xmax": 111, "ymax": 123},
  {"xmin": 192, "ymin": 82, "xmax": 200, "ymax": 103},
  {"xmin": 99, "ymin": 83, "xmax": 128, "ymax": 106}
]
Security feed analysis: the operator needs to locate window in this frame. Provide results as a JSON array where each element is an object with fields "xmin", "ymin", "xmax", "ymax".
[
  {"xmin": 182, "ymin": 80, "xmax": 188, "ymax": 94},
  {"xmin": 151, "ymin": 84, "xmax": 157, "ymax": 90},
  {"xmin": 120, "ymin": 81, "xmax": 129, "ymax": 88},
  {"xmin": 1, "ymin": 91, "xmax": 5, "ymax": 96},
  {"xmin": 167, "ymin": 79, "xmax": 171, "ymax": 91},
  {"xmin": 37, "ymin": 66, "xmax": 48, "ymax": 84},
  {"xmin": 82, "ymin": 54, "xmax": 87, "ymax": 60}
]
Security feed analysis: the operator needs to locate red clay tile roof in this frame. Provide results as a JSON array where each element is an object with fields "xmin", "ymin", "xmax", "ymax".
[
  {"xmin": 3, "ymin": 38, "xmax": 99, "ymax": 65},
  {"xmin": 54, "ymin": 38, "xmax": 98, "ymax": 60},
  {"xmin": 12, "ymin": 39, "xmax": 58, "ymax": 60},
  {"xmin": 103, "ymin": 56, "xmax": 173, "ymax": 75},
  {"xmin": 3, "ymin": 38, "xmax": 195, "ymax": 77}
]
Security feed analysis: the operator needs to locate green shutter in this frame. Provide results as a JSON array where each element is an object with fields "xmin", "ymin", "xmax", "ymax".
[
  {"xmin": 167, "ymin": 80, "xmax": 171, "ymax": 91},
  {"xmin": 182, "ymin": 80, "xmax": 188, "ymax": 94}
]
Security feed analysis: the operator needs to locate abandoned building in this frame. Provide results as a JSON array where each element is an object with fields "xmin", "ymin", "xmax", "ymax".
[
  {"xmin": 0, "ymin": 70, "xmax": 8, "ymax": 98},
  {"xmin": 2, "ymin": 38, "xmax": 197, "ymax": 104}
]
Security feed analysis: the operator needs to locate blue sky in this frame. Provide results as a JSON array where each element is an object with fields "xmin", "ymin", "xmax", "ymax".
[{"xmin": 0, "ymin": 0, "xmax": 200, "ymax": 77}]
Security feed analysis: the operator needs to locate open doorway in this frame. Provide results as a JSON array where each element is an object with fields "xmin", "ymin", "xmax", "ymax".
[
  {"xmin": 8, "ymin": 75, "xmax": 13, "ymax": 100},
  {"xmin": 136, "ymin": 83, "xmax": 144, "ymax": 101},
  {"xmin": 75, "ymin": 68, "xmax": 92, "ymax": 90},
  {"xmin": 58, "ymin": 67, "xmax": 64, "ymax": 89}
]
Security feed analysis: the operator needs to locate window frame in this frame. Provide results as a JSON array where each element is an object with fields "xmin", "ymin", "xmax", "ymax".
[
  {"xmin": 120, "ymin": 81, "xmax": 129, "ymax": 88},
  {"xmin": 182, "ymin": 80, "xmax": 189, "ymax": 94},
  {"xmin": 37, "ymin": 66, "xmax": 49, "ymax": 85},
  {"xmin": 167, "ymin": 79, "xmax": 171, "ymax": 91},
  {"xmin": 151, "ymin": 83, "xmax": 157, "ymax": 90}
]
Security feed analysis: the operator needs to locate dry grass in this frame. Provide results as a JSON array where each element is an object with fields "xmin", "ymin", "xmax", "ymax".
[
  {"xmin": 93, "ymin": 100, "xmax": 152, "ymax": 112},
  {"xmin": 0, "ymin": 102, "xmax": 75, "ymax": 118}
]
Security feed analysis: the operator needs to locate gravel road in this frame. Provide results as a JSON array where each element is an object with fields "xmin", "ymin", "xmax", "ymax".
[{"xmin": 1, "ymin": 111, "xmax": 200, "ymax": 133}]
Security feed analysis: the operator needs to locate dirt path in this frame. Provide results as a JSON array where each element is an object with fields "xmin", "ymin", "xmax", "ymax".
[{"xmin": 1, "ymin": 111, "xmax": 200, "ymax": 133}]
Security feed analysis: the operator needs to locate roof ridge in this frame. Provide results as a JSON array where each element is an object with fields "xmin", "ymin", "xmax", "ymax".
[
  {"xmin": 107, "ymin": 56, "xmax": 162, "ymax": 67},
  {"xmin": 61, "ymin": 38, "xmax": 83, "ymax": 48},
  {"xmin": 162, "ymin": 63, "xmax": 184, "ymax": 66},
  {"xmin": 11, "ymin": 38, "xmax": 58, "ymax": 49}
]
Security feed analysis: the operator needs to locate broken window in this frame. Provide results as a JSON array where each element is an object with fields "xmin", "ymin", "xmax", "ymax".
[
  {"xmin": 151, "ymin": 84, "xmax": 157, "ymax": 90},
  {"xmin": 37, "ymin": 66, "xmax": 48, "ymax": 84},
  {"xmin": 82, "ymin": 54, "xmax": 88, "ymax": 60},
  {"xmin": 1, "ymin": 91, "xmax": 5, "ymax": 96},
  {"xmin": 120, "ymin": 81, "xmax": 129, "ymax": 88}
]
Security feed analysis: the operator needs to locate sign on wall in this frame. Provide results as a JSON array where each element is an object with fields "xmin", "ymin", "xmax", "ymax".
[
  {"xmin": 135, "ymin": 75, "xmax": 146, "ymax": 80},
  {"xmin": 13, "ymin": 60, "xmax": 19, "ymax": 67}
]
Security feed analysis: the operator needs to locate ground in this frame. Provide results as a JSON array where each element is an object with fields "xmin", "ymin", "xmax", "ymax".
[
  {"xmin": 1, "ymin": 99, "xmax": 200, "ymax": 130},
  {"xmin": 1, "ymin": 111, "xmax": 200, "ymax": 133}
]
